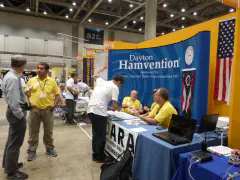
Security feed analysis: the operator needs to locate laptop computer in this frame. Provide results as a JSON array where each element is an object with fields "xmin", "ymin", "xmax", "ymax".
[
  {"xmin": 153, "ymin": 114, "xmax": 197, "ymax": 145},
  {"xmin": 197, "ymin": 114, "xmax": 219, "ymax": 133}
]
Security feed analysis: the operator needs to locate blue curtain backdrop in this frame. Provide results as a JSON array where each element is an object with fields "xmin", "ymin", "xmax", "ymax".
[{"xmin": 108, "ymin": 32, "xmax": 210, "ymax": 124}]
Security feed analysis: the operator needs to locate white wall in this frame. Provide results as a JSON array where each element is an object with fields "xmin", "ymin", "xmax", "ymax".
[
  {"xmin": 0, "ymin": 11, "xmax": 73, "ymax": 57},
  {"xmin": 0, "ymin": 11, "xmax": 144, "ymax": 72},
  {"xmin": 114, "ymin": 30, "xmax": 144, "ymax": 43}
]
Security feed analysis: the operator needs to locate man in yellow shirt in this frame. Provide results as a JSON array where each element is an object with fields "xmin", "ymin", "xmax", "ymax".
[
  {"xmin": 122, "ymin": 90, "xmax": 141, "ymax": 114},
  {"xmin": 134, "ymin": 88, "xmax": 177, "ymax": 128},
  {"xmin": 25, "ymin": 62, "xmax": 60, "ymax": 161}
]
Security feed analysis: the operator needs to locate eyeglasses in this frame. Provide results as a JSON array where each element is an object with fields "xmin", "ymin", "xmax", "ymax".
[{"xmin": 153, "ymin": 93, "xmax": 161, "ymax": 97}]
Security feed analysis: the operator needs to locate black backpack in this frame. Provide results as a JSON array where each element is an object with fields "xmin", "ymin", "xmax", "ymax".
[{"xmin": 100, "ymin": 150, "xmax": 133, "ymax": 180}]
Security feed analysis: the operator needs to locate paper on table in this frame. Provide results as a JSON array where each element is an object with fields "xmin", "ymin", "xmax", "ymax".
[
  {"xmin": 130, "ymin": 127, "xmax": 147, "ymax": 133},
  {"xmin": 124, "ymin": 119, "xmax": 147, "ymax": 125}
]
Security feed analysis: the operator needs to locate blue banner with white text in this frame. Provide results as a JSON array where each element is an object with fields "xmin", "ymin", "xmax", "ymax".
[{"xmin": 108, "ymin": 32, "xmax": 210, "ymax": 124}]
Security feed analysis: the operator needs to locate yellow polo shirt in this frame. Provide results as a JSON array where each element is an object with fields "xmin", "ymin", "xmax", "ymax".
[
  {"xmin": 149, "ymin": 103, "xmax": 160, "ymax": 118},
  {"xmin": 150, "ymin": 102, "xmax": 158, "ymax": 111},
  {"xmin": 122, "ymin": 97, "xmax": 141, "ymax": 114},
  {"xmin": 26, "ymin": 76, "xmax": 60, "ymax": 109},
  {"xmin": 154, "ymin": 101, "xmax": 178, "ymax": 128}
]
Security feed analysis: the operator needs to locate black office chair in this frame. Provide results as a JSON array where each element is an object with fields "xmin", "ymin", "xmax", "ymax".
[{"xmin": 174, "ymin": 107, "xmax": 179, "ymax": 114}]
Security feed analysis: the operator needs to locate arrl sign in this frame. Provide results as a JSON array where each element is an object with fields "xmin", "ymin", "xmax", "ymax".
[{"xmin": 105, "ymin": 121, "xmax": 138, "ymax": 159}]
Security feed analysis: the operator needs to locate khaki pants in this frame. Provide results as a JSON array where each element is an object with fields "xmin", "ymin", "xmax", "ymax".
[{"xmin": 27, "ymin": 108, "xmax": 54, "ymax": 152}]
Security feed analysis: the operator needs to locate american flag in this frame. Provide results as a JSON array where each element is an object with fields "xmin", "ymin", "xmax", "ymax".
[
  {"xmin": 181, "ymin": 68, "xmax": 196, "ymax": 118},
  {"xmin": 214, "ymin": 18, "xmax": 235, "ymax": 101}
]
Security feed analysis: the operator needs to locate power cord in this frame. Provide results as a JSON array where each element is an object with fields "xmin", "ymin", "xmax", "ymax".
[
  {"xmin": 222, "ymin": 164, "xmax": 235, "ymax": 180},
  {"xmin": 188, "ymin": 159, "xmax": 201, "ymax": 180}
]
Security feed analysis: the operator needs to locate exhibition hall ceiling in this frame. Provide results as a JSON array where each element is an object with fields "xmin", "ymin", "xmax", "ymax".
[{"xmin": 0, "ymin": 0, "xmax": 236, "ymax": 35}]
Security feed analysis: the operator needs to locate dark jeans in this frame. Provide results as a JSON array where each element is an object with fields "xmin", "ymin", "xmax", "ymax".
[
  {"xmin": 66, "ymin": 99, "xmax": 76, "ymax": 124},
  {"xmin": 2, "ymin": 108, "xmax": 26, "ymax": 174},
  {"xmin": 88, "ymin": 113, "xmax": 107, "ymax": 159},
  {"xmin": 0, "ymin": 89, "xmax": 2, "ymax": 98}
]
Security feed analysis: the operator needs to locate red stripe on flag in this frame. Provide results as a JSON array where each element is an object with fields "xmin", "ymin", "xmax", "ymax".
[
  {"xmin": 229, "ymin": 57, "xmax": 232, "ymax": 79},
  {"xmin": 222, "ymin": 58, "xmax": 227, "ymax": 101},
  {"xmin": 181, "ymin": 82, "xmax": 185, "ymax": 112},
  {"xmin": 188, "ymin": 72, "xmax": 195, "ymax": 114},
  {"xmin": 214, "ymin": 59, "xmax": 221, "ymax": 100}
]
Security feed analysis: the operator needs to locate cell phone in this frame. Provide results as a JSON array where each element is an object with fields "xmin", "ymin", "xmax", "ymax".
[{"xmin": 156, "ymin": 126, "xmax": 166, "ymax": 130}]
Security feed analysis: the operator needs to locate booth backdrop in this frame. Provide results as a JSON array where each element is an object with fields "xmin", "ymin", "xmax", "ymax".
[{"xmin": 108, "ymin": 32, "xmax": 210, "ymax": 124}]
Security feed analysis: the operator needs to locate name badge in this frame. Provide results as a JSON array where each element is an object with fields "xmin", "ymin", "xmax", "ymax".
[{"xmin": 40, "ymin": 93, "xmax": 46, "ymax": 99}]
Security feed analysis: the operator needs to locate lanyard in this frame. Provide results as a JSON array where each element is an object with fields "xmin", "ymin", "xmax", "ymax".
[
  {"xmin": 38, "ymin": 79, "xmax": 47, "ymax": 92},
  {"xmin": 156, "ymin": 107, "xmax": 161, "ymax": 114}
]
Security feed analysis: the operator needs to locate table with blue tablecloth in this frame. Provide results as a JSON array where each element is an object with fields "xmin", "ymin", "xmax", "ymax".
[
  {"xmin": 111, "ymin": 120, "xmax": 227, "ymax": 180},
  {"xmin": 172, "ymin": 151, "xmax": 240, "ymax": 180}
]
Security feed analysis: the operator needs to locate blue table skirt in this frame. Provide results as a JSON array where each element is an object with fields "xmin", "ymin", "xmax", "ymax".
[
  {"xmin": 112, "ymin": 120, "xmax": 227, "ymax": 180},
  {"xmin": 172, "ymin": 151, "xmax": 240, "ymax": 180}
]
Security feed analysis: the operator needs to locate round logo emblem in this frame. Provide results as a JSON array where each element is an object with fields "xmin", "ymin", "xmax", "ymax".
[{"xmin": 185, "ymin": 46, "xmax": 194, "ymax": 65}]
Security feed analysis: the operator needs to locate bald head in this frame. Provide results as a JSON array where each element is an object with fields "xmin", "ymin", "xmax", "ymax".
[
  {"xmin": 153, "ymin": 88, "xmax": 169, "ymax": 105},
  {"xmin": 156, "ymin": 88, "xmax": 169, "ymax": 101},
  {"xmin": 130, "ymin": 90, "xmax": 138, "ymax": 100}
]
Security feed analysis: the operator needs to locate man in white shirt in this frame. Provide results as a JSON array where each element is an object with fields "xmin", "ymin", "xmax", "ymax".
[
  {"xmin": 20, "ymin": 73, "xmax": 26, "ymax": 89},
  {"xmin": 65, "ymin": 72, "xmax": 79, "ymax": 124},
  {"xmin": 78, "ymin": 81, "xmax": 91, "ymax": 97},
  {"xmin": 88, "ymin": 74, "xmax": 124, "ymax": 163}
]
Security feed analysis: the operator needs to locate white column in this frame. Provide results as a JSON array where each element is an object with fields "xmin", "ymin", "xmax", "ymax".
[{"xmin": 144, "ymin": 0, "xmax": 157, "ymax": 40}]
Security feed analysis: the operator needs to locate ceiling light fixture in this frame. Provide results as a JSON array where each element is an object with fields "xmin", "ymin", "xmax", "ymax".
[
  {"xmin": 130, "ymin": 4, "xmax": 133, "ymax": 8},
  {"xmin": 133, "ymin": 20, "xmax": 136, "ymax": 24},
  {"xmin": 173, "ymin": 29, "xmax": 176, "ymax": 32},
  {"xmin": 72, "ymin": 2, "xmax": 76, "ymax": 6},
  {"xmin": 26, "ymin": 8, "xmax": 30, "ymax": 12},
  {"xmin": 229, "ymin": 9, "xmax": 235, "ymax": 12},
  {"xmin": 65, "ymin": 15, "xmax": 69, "ymax": 18},
  {"xmin": 182, "ymin": 25, "xmax": 185, "ymax": 28},
  {"xmin": 108, "ymin": 0, "xmax": 112, "ymax": 2},
  {"xmin": 162, "ymin": 32, "xmax": 165, "ymax": 35},
  {"xmin": 182, "ymin": 17, "xmax": 185, "ymax": 20},
  {"xmin": 163, "ymin": 3, "xmax": 167, "ymax": 8},
  {"xmin": 140, "ymin": 16, "xmax": 144, "ymax": 20},
  {"xmin": 193, "ymin": 12, "xmax": 197, "ymax": 16},
  {"xmin": 69, "ymin": 8, "xmax": 73, "ymax": 12},
  {"xmin": 139, "ymin": 28, "xmax": 142, "ymax": 32},
  {"xmin": 43, "ymin": 11, "xmax": 47, "ymax": 15},
  {"xmin": 170, "ymin": 14, "xmax": 174, "ymax": 18},
  {"xmin": 88, "ymin": 19, "xmax": 92, "ymax": 22},
  {"xmin": 181, "ymin": 8, "xmax": 186, "ymax": 12},
  {"xmin": 0, "ymin": 3, "xmax": 4, "ymax": 7},
  {"xmin": 124, "ymin": 25, "xmax": 127, "ymax": 29},
  {"xmin": 105, "ymin": 22, "xmax": 109, "ymax": 25}
]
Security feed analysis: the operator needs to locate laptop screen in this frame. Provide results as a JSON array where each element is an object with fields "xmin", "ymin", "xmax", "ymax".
[
  {"xmin": 198, "ymin": 114, "xmax": 219, "ymax": 133},
  {"xmin": 169, "ymin": 114, "xmax": 197, "ymax": 141}
]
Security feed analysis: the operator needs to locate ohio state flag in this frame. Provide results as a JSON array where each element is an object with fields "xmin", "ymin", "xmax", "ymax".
[{"xmin": 181, "ymin": 68, "xmax": 196, "ymax": 117}]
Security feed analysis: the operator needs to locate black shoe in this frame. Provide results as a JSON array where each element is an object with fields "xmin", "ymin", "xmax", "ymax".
[
  {"xmin": 47, "ymin": 148, "xmax": 57, "ymax": 157},
  {"xmin": 17, "ymin": 162, "xmax": 23, "ymax": 169},
  {"xmin": 92, "ymin": 154, "xmax": 97, "ymax": 161},
  {"xmin": 7, "ymin": 170, "xmax": 28, "ymax": 179},
  {"xmin": 27, "ymin": 152, "xmax": 36, "ymax": 161}
]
